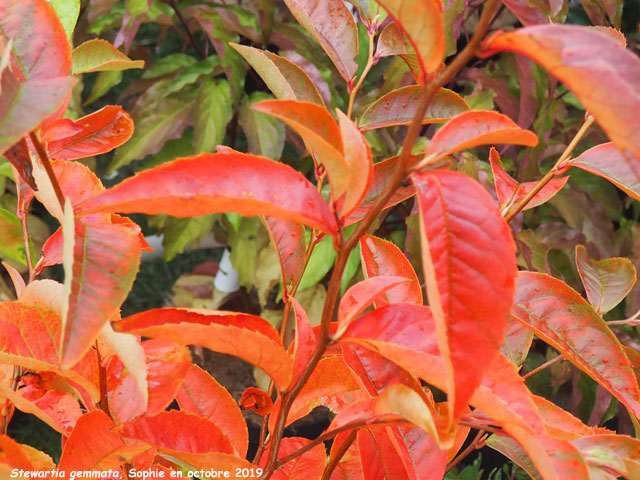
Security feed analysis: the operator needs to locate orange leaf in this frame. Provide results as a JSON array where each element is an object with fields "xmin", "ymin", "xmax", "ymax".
[
  {"xmin": 480, "ymin": 25, "xmax": 640, "ymax": 160},
  {"xmin": 114, "ymin": 308, "xmax": 293, "ymax": 390},
  {"xmin": 176, "ymin": 365, "xmax": 248, "ymax": 457},
  {"xmin": 240, "ymin": 387, "xmax": 273, "ymax": 416},
  {"xmin": 290, "ymin": 299, "xmax": 315, "ymax": 387},
  {"xmin": 427, "ymin": 110, "xmax": 538, "ymax": 159},
  {"xmin": 413, "ymin": 170, "xmax": 517, "ymax": 426},
  {"xmin": 76, "ymin": 152, "xmax": 337, "ymax": 235},
  {"xmin": 262, "ymin": 217, "xmax": 307, "ymax": 290},
  {"xmin": 512, "ymin": 271, "xmax": 640, "ymax": 419},
  {"xmin": 359, "ymin": 234, "xmax": 422, "ymax": 306},
  {"xmin": 376, "ymin": 0, "xmax": 444, "ymax": 83},
  {"xmin": 258, "ymin": 437, "xmax": 326, "ymax": 480}
]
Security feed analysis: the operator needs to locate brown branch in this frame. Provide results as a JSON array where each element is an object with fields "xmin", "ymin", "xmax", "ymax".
[
  {"xmin": 522, "ymin": 354, "xmax": 563, "ymax": 380},
  {"xmin": 29, "ymin": 132, "xmax": 64, "ymax": 212},
  {"xmin": 321, "ymin": 429, "xmax": 357, "ymax": 480},
  {"xmin": 162, "ymin": 0, "xmax": 206, "ymax": 59},
  {"xmin": 445, "ymin": 430, "xmax": 488, "ymax": 474}
]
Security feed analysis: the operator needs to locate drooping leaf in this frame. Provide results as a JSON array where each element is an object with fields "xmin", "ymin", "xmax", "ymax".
[
  {"xmin": 41, "ymin": 105, "xmax": 134, "ymax": 160},
  {"xmin": 376, "ymin": 0, "xmax": 444, "ymax": 83},
  {"xmin": 336, "ymin": 109, "xmax": 373, "ymax": 217},
  {"xmin": 511, "ymin": 271, "xmax": 640, "ymax": 419},
  {"xmin": 3, "ymin": 138, "xmax": 36, "ymax": 190},
  {"xmin": 78, "ymin": 152, "xmax": 337, "ymax": 234},
  {"xmin": 485, "ymin": 435, "xmax": 541, "ymax": 479},
  {"xmin": 568, "ymin": 142, "xmax": 640, "ymax": 201},
  {"xmin": 337, "ymin": 276, "xmax": 410, "ymax": 334},
  {"xmin": 113, "ymin": 308, "xmax": 293, "ymax": 390},
  {"xmin": 359, "ymin": 86, "xmax": 468, "ymax": 131},
  {"xmin": 262, "ymin": 216, "xmax": 306, "ymax": 290},
  {"xmin": 239, "ymin": 92, "xmax": 286, "ymax": 160},
  {"xmin": 413, "ymin": 170, "xmax": 517, "ymax": 425},
  {"xmin": 281, "ymin": 0, "xmax": 358, "ymax": 83},
  {"xmin": 114, "ymin": 410, "xmax": 235, "ymax": 456},
  {"xmin": 575, "ymin": 244, "xmax": 636, "ymax": 314},
  {"xmin": 427, "ymin": 110, "xmax": 538, "ymax": 159},
  {"xmin": 162, "ymin": 215, "xmax": 217, "ymax": 262},
  {"xmin": 297, "ymin": 233, "xmax": 337, "ymax": 292},
  {"xmin": 290, "ymin": 298, "xmax": 315, "ymax": 386},
  {"xmin": 252, "ymin": 100, "xmax": 350, "ymax": 199},
  {"xmin": 359, "ymin": 234, "xmax": 422, "ymax": 306},
  {"xmin": 230, "ymin": 44, "xmax": 325, "ymax": 105},
  {"xmin": 480, "ymin": 25, "xmax": 640, "ymax": 160},
  {"xmin": 193, "ymin": 78, "xmax": 233, "ymax": 154},
  {"xmin": 176, "ymin": 364, "xmax": 248, "ymax": 457},
  {"xmin": 501, "ymin": 316, "xmax": 534, "ymax": 367},
  {"xmin": 489, "ymin": 147, "xmax": 567, "ymax": 211},
  {"xmin": 71, "ymin": 39, "xmax": 144, "ymax": 74},
  {"xmin": 58, "ymin": 411, "xmax": 148, "ymax": 470},
  {"xmin": 376, "ymin": 21, "xmax": 409, "ymax": 58}
]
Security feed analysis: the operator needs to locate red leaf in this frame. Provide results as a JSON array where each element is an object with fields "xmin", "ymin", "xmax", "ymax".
[
  {"xmin": 230, "ymin": 44, "xmax": 325, "ymax": 105},
  {"xmin": 343, "ymin": 156, "xmax": 416, "ymax": 227},
  {"xmin": 258, "ymin": 437, "xmax": 326, "ymax": 480},
  {"xmin": 427, "ymin": 110, "xmax": 538, "ymax": 159},
  {"xmin": 359, "ymin": 234, "xmax": 422, "ymax": 306},
  {"xmin": 357, "ymin": 428, "xmax": 416, "ymax": 480},
  {"xmin": 575, "ymin": 244, "xmax": 636, "ymax": 314},
  {"xmin": 143, "ymin": 339, "xmax": 191, "ymax": 416},
  {"xmin": 252, "ymin": 100, "xmax": 350, "ymax": 200},
  {"xmin": 3, "ymin": 138, "xmax": 36, "ymax": 190},
  {"xmin": 337, "ymin": 276, "xmax": 410, "ymax": 334},
  {"xmin": 489, "ymin": 147, "xmax": 567, "ymax": 211},
  {"xmin": 58, "ymin": 411, "xmax": 148, "ymax": 470},
  {"xmin": 376, "ymin": 0, "xmax": 444, "ymax": 83},
  {"xmin": 42, "ymin": 106, "xmax": 134, "ymax": 160},
  {"xmin": 76, "ymin": 152, "xmax": 337, "ymax": 235},
  {"xmin": 512, "ymin": 271, "xmax": 640, "ymax": 419},
  {"xmin": 359, "ymin": 86, "xmax": 468, "ymax": 131},
  {"xmin": 413, "ymin": 170, "xmax": 517, "ymax": 425},
  {"xmin": 480, "ymin": 25, "xmax": 640, "ymax": 160},
  {"xmin": 568, "ymin": 142, "xmax": 640, "ymax": 201},
  {"xmin": 291, "ymin": 298, "xmax": 315, "ymax": 387},
  {"xmin": 262, "ymin": 217, "xmax": 307, "ymax": 289},
  {"xmin": 281, "ymin": 0, "xmax": 358, "ymax": 83},
  {"xmin": 336, "ymin": 110, "xmax": 373, "ymax": 217},
  {"xmin": 240, "ymin": 387, "xmax": 273, "ymax": 416},
  {"xmin": 114, "ymin": 308, "xmax": 293, "ymax": 390},
  {"xmin": 114, "ymin": 410, "xmax": 234, "ymax": 455},
  {"xmin": 572, "ymin": 434, "xmax": 640, "ymax": 478},
  {"xmin": 327, "ymin": 433, "xmax": 363, "ymax": 480},
  {"xmin": 176, "ymin": 364, "xmax": 248, "ymax": 457},
  {"xmin": 61, "ymin": 214, "xmax": 142, "ymax": 368}
]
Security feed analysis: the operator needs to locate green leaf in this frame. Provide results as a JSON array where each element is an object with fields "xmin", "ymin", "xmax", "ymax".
[
  {"xmin": 83, "ymin": 70, "xmax": 123, "ymax": 106},
  {"xmin": 50, "ymin": 0, "xmax": 80, "ymax": 38},
  {"xmin": 164, "ymin": 56, "xmax": 220, "ymax": 97},
  {"xmin": 162, "ymin": 215, "xmax": 218, "ymax": 262},
  {"xmin": 193, "ymin": 79, "xmax": 233, "ymax": 154},
  {"xmin": 142, "ymin": 54, "xmax": 197, "ymax": 79},
  {"xmin": 138, "ymin": 130, "xmax": 195, "ymax": 171},
  {"xmin": 298, "ymin": 234, "xmax": 337, "ymax": 293},
  {"xmin": 72, "ymin": 39, "xmax": 144, "ymax": 74},
  {"xmin": 239, "ymin": 92, "xmax": 285, "ymax": 160},
  {"xmin": 125, "ymin": 0, "xmax": 148, "ymax": 17},
  {"xmin": 228, "ymin": 217, "xmax": 267, "ymax": 289},
  {"xmin": 0, "ymin": 207, "xmax": 32, "ymax": 265}
]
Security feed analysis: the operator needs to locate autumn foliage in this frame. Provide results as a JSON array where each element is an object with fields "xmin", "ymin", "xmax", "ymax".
[{"xmin": 1, "ymin": 0, "xmax": 640, "ymax": 478}]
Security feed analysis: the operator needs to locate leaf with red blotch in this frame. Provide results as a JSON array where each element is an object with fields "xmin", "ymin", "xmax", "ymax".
[
  {"xmin": 479, "ymin": 25, "xmax": 640, "ymax": 160},
  {"xmin": 252, "ymin": 100, "xmax": 350, "ymax": 200},
  {"xmin": 290, "ymin": 298, "xmax": 315, "ymax": 386},
  {"xmin": 0, "ymin": 381, "xmax": 82, "ymax": 435},
  {"xmin": 114, "ymin": 308, "xmax": 293, "ymax": 390},
  {"xmin": 376, "ymin": 22, "xmax": 408, "ymax": 58},
  {"xmin": 489, "ymin": 147, "xmax": 567, "ymax": 211},
  {"xmin": 270, "ymin": 355, "xmax": 367, "ymax": 431},
  {"xmin": 427, "ymin": 111, "xmax": 538, "ymax": 159},
  {"xmin": 572, "ymin": 435, "xmax": 640, "ymax": 479},
  {"xmin": 61, "ymin": 211, "xmax": 142, "ymax": 368},
  {"xmin": 337, "ymin": 276, "xmax": 411, "ymax": 334},
  {"xmin": 72, "ymin": 39, "xmax": 144, "ymax": 74},
  {"xmin": 176, "ymin": 365, "xmax": 248, "ymax": 457},
  {"xmin": 512, "ymin": 271, "xmax": 640, "ymax": 419},
  {"xmin": 567, "ymin": 142, "xmax": 640, "ymax": 202},
  {"xmin": 262, "ymin": 217, "xmax": 306, "ymax": 289},
  {"xmin": 76, "ymin": 152, "xmax": 337, "ymax": 235},
  {"xmin": 359, "ymin": 234, "xmax": 422, "ymax": 306},
  {"xmin": 0, "ymin": 435, "xmax": 55, "ymax": 470},
  {"xmin": 230, "ymin": 43, "xmax": 325, "ymax": 105},
  {"xmin": 3, "ymin": 138, "xmax": 36, "ymax": 190},
  {"xmin": 258, "ymin": 437, "xmax": 326, "ymax": 480},
  {"xmin": 336, "ymin": 110, "xmax": 373, "ymax": 217},
  {"xmin": 413, "ymin": 170, "xmax": 517, "ymax": 426},
  {"xmin": 114, "ymin": 410, "xmax": 235, "ymax": 456},
  {"xmin": 376, "ymin": 0, "xmax": 444, "ymax": 83},
  {"xmin": 57, "ymin": 411, "xmax": 149, "ymax": 470},
  {"xmin": 359, "ymin": 87, "xmax": 468, "ymax": 131},
  {"xmin": 343, "ymin": 155, "xmax": 417, "ymax": 226},
  {"xmin": 501, "ymin": 316, "xmax": 534, "ymax": 367},
  {"xmin": 338, "ymin": 305, "xmax": 590, "ymax": 479},
  {"xmin": 41, "ymin": 106, "xmax": 134, "ymax": 160},
  {"xmin": 240, "ymin": 387, "xmax": 273, "ymax": 416},
  {"xmin": 281, "ymin": 0, "xmax": 358, "ymax": 83},
  {"xmin": 575, "ymin": 245, "xmax": 636, "ymax": 314},
  {"xmin": 0, "ymin": 302, "xmax": 99, "ymax": 401}
]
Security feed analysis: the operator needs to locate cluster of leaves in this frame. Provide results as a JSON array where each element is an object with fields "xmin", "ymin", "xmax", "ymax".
[{"xmin": 1, "ymin": 0, "xmax": 640, "ymax": 479}]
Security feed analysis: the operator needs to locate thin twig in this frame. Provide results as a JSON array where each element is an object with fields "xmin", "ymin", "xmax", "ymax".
[
  {"xmin": 445, "ymin": 430, "xmax": 488, "ymax": 474},
  {"xmin": 347, "ymin": 31, "xmax": 376, "ymax": 119},
  {"xmin": 321, "ymin": 430, "xmax": 357, "ymax": 480},
  {"xmin": 522, "ymin": 354, "xmax": 563, "ymax": 380},
  {"xmin": 29, "ymin": 132, "xmax": 64, "ymax": 212},
  {"xmin": 162, "ymin": 0, "xmax": 206, "ymax": 59}
]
